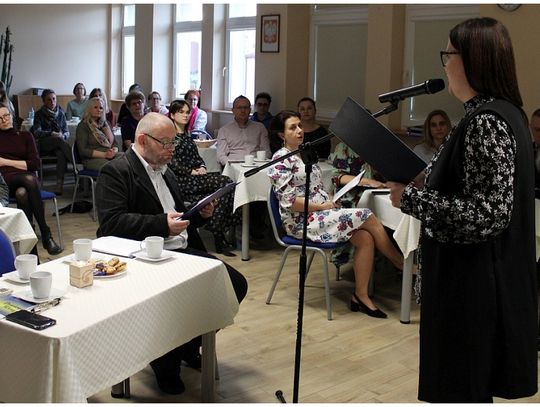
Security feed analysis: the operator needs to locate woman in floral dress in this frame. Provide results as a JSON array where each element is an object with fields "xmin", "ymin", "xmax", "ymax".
[
  {"xmin": 167, "ymin": 100, "xmax": 238, "ymax": 255},
  {"xmin": 267, "ymin": 110, "xmax": 403, "ymax": 318}
]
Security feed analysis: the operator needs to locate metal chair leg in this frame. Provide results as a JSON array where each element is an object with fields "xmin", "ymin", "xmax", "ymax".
[
  {"xmin": 110, "ymin": 378, "xmax": 130, "ymax": 399},
  {"xmin": 51, "ymin": 196, "xmax": 63, "ymax": 249}
]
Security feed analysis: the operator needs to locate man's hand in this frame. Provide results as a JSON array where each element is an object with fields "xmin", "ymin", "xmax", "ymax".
[
  {"xmin": 199, "ymin": 200, "xmax": 216, "ymax": 219},
  {"xmin": 167, "ymin": 212, "xmax": 190, "ymax": 235}
]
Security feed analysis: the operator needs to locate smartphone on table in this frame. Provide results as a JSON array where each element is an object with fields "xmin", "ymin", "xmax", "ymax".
[{"xmin": 6, "ymin": 309, "xmax": 56, "ymax": 330}]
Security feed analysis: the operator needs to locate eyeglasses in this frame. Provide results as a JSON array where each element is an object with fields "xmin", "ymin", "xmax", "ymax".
[
  {"xmin": 440, "ymin": 51, "xmax": 460, "ymax": 67},
  {"xmin": 0, "ymin": 113, "xmax": 11, "ymax": 122},
  {"xmin": 234, "ymin": 105, "xmax": 251, "ymax": 110},
  {"xmin": 144, "ymin": 133, "xmax": 179, "ymax": 149}
]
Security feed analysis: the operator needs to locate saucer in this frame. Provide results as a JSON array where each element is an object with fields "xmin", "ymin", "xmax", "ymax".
[
  {"xmin": 14, "ymin": 288, "xmax": 67, "ymax": 304},
  {"xmin": 2, "ymin": 271, "xmax": 30, "ymax": 284},
  {"xmin": 240, "ymin": 163, "xmax": 258, "ymax": 168},
  {"xmin": 134, "ymin": 250, "xmax": 176, "ymax": 263},
  {"xmin": 254, "ymin": 159, "xmax": 270, "ymax": 163},
  {"xmin": 62, "ymin": 254, "xmax": 105, "ymax": 264}
]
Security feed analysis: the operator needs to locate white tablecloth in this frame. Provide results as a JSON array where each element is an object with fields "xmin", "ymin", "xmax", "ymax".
[
  {"xmin": 358, "ymin": 189, "xmax": 420, "ymax": 323},
  {"xmin": 223, "ymin": 160, "xmax": 335, "ymax": 260},
  {"xmin": 0, "ymin": 207, "xmax": 38, "ymax": 254},
  {"xmin": 198, "ymin": 145, "xmax": 221, "ymax": 173},
  {"xmin": 0, "ymin": 250, "xmax": 239, "ymax": 402}
]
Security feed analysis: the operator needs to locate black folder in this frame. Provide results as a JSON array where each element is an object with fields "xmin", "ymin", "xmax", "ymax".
[{"xmin": 329, "ymin": 97, "xmax": 427, "ymax": 183}]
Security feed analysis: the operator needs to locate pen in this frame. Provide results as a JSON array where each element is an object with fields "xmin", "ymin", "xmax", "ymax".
[{"xmin": 31, "ymin": 297, "xmax": 62, "ymax": 313}]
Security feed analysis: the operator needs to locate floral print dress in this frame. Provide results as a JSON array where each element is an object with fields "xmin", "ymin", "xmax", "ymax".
[{"xmin": 267, "ymin": 147, "xmax": 372, "ymax": 243}]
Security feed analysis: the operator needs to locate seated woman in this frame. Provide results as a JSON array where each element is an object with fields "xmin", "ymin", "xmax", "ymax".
[
  {"xmin": 117, "ymin": 83, "xmax": 143, "ymax": 126},
  {"xmin": 66, "ymin": 82, "xmax": 88, "ymax": 120},
  {"xmin": 296, "ymin": 97, "xmax": 332, "ymax": 160},
  {"xmin": 146, "ymin": 91, "xmax": 169, "ymax": 115},
  {"xmin": 184, "ymin": 89, "xmax": 208, "ymax": 136},
  {"xmin": 89, "ymin": 88, "xmax": 115, "ymax": 128},
  {"xmin": 267, "ymin": 111, "xmax": 403, "ymax": 318},
  {"xmin": 167, "ymin": 100, "xmax": 238, "ymax": 255},
  {"xmin": 330, "ymin": 141, "xmax": 386, "ymax": 266},
  {"xmin": 32, "ymin": 88, "xmax": 72, "ymax": 195},
  {"xmin": 413, "ymin": 109, "xmax": 451, "ymax": 162},
  {"xmin": 76, "ymin": 97, "xmax": 120, "ymax": 171},
  {"xmin": 0, "ymin": 105, "xmax": 62, "ymax": 255},
  {"xmin": 120, "ymin": 90, "xmax": 146, "ymax": 151}
]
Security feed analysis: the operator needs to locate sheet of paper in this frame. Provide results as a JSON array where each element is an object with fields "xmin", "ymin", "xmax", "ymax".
[
  {"xmin": 92, "ymin": 236, "xmax": 142, "ymax": 258},
  {"xmin": 333, "ymin": 170, "xmax": 365, "ymax": 203}
]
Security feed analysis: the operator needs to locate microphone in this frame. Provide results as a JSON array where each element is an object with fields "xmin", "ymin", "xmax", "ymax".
[{"xmin": 378, "ymin": 79, "xmax": 445, "ymax": 103}]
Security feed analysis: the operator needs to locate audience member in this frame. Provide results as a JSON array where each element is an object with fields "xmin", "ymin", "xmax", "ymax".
[
  {"xmin": 530, "ymin": 108, "xmax": 540, "ymax": 198},
  {"xmin": 330, "ymin": 141, "xmax": 386, "ymax": 266},
  {"xmin": 168, "ymin": 100, "xmax": 238, "ymax": 256},
  {"xmin": 0, "ymin": 173, "xmax": 8, "ymax": 206},
  {"xmin": 217, "ymin": 95, "xmax": 270, "ymax": 166},
  {"xmin": 296, "ymin": 97, "xmax": 331, "ymax": 159},
  {"xmin": 0, "ymin": 104, "xmax": 62, "ymax": 255},
  {"xmin": 31, "ymin": 88, "xmax": 72, "ymax": 195},
  {"xmin": 95, "ymin": 112, "xmax": 247, "ymax": 395},
  {"xmin": 267, "ymin": 111, "xmax": 403, "ymax": 318},
  {"xmin": 388, "ymin": 17, "xmax": 537, "ymax": 402},
  {"xmin": 251, "ymin": 92, "xmax": 273, "ymax": 128},
  {"xmin": 117, "ymin": 83, "xmax": 143, "ymax": 126},
  {"xmin": 146, "ymin": 91, "xmax": 169, "ymax": 115},
  {"xmin": 120, "ymin": 90, "xmax": 145, "ymax": 151},
  {"xmin": 76, "ymin": 97, "xmax": 120, "ymax": 171},
  {"xmin": 89, "ymin": 88, "xmax": 115, "ymax": 128},
  {"xmin": 413, "ymin": 109, "xmax": 451, "ymax": 162},
  {"xmin": 65, "ymin": 82, "xmax": 88, "ymax": 120},
  {"xmin": 184, "ymin": 89, "xmax": 207, "ymax": 134}
]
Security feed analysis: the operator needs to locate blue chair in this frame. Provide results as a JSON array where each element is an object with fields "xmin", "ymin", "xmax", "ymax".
[
  {"xmin": 8, "ymin": 190, "xmax": 63, "ymax": 250},
  {"xmin": 266, "ymin": 188, "xmax": 346, "ymax": 320},
  {"xmin": 0, "ymin": 227, "xmax": 16, "ymax": 276},
  {"xmin": 70, "ymin": 143, "xmax": 99, "ymax": 221}
]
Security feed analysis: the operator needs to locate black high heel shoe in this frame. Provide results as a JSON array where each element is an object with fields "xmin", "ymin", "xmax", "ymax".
[{"xmin": 350, "ymin": 293, "xmax": 387, "ymax": 319}]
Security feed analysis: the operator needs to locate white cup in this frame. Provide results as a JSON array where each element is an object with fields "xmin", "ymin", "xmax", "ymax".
[
  {"xmin": 140, "ymin": 236, "xmax": 164, "ymax": 259},
  {"xmin": 30, "ymin": 271, "xmax": 52, "ymax": 299},
  {"xmin": 244, "ymin": 155, "xmax": 255, "ymax": 166},
  {"xmin": 14, "ymin": 254, "xmax": 37, "ymax": 280},
  {"xmin": 73, "ymin": 238, "xmax": 93, "ymax": 261},
  {"xmin": 256, "ymin": 151, "xmax": 266, "ymax": 161}
]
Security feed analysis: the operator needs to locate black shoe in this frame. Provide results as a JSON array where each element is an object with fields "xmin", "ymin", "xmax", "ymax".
[
  {"xmin": 42, "ymin": 234, "xmax": 63, "ymax": 256},
  {"xmin": 182, "ymin": 351, "xmax": 202, "ymax": 370},
  {"xmin": 214, "ymin": 232, "xmax": 236, "ymax": 257},
  {"xmin": 150, "ymin": 362, "xmax": 185, "ymax": 395},
  {"xmin": 350, "ymin": 293, "xmax": 387, "ymax": 319}
]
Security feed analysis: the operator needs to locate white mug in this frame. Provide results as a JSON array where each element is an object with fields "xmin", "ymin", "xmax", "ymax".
[
  {"xmin": 256, "ymin": 151, "xmax": 266, "ymax": 161},
  {"xmin": 30, "ymin": 271, "xmax": 52, "ymax": 299},
  {"xmin": 244, "ymin": 155, "xmax": 255, "ymax": 166},
  {"xmin": 14, "ymin": 254, "xmax": 37, "ymax": 280},
  {"xmin": 73, "ymin": 238, "xmax": 93, "ymax": 261},
  {"xmin": 140, "ymin": 236, "xmax": 164, "ymax": 259}
]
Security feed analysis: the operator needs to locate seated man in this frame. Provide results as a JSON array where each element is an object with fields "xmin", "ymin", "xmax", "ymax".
[
  {"xmin": 216, "ymin": 95, "xmax": 270, "ymax": 166},
  {"xmin": 95, "ymin": 112, "xmax": 248, "ymax": 395},
  {"xmin": 250, "ymin": 91, "xmax": 273, "ymax": 129}
]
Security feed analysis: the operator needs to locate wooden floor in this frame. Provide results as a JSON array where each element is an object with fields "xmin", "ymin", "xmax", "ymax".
[{"xmin": 33, "ymin": 176, "xmax": 540, "ymax": 404}]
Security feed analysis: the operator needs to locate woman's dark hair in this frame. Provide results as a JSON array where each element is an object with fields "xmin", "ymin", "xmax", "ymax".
[
  {"xmin": 168, "ymin": 99, "xmax": 191, "ymax": 117},
  {"xmin": 297, "ymin": 96, "xmax": 316, "ymax": 111},
  {"xmin": 449, "ymin": 17, "xmax": 522, "ymax": 107},
  {"xmin": 73, "ymin": 82, "xmax": 86, "ymax": 96},
  {"xmin": 423, "ymin": 109, "xmax": 451, "ymax": 148},
  {"xmin": 41, "ymin": 88, "xmax": 55, "ymax": 101},
  {"xmin": 268, "ymin": 110, "xmax": 301, "ymax": 152}
]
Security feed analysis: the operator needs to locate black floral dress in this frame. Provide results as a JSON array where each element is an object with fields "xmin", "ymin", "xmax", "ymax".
[{"xmin": 168, "ymin": 132, "xmax": 239, "ymax": 234}]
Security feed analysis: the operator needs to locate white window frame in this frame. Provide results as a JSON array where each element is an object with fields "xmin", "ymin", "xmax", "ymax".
[
  {"xmin": 121, "ymin": 5, "xmax": 135, "ymax": 97},
  {"xmin": 401, "ymin": 4, "xmax": 479, "ymax": 127},
  {"xmin": 173, "ymin": 4, "xmax": 203, "ymax": 99},
  {"xmin": 309, "ymin": 5, "xmax": 368, "ymax": 120},
  {"xmin": 224, "ymin": 7, "xmax": 256, "ymax": 109}
]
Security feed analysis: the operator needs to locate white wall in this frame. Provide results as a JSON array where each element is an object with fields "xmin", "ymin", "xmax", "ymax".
[{"xmin": 0, "ymin": 4, "xmax": 109, "ymax": 96}]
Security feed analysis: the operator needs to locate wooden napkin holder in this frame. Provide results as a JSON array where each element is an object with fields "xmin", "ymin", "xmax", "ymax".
[{"xmin": 69, "ymin": 261, "xmax": 94, "ymax": 288}]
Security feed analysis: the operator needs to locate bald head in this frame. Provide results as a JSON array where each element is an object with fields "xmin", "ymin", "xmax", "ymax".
[
  {"xmin": 134, "ymin": 112, "xmax": 177, "ymax": 168},
  {"xmin": 135, "ymin": 113, "xmax": 175, "ymax": 145}
]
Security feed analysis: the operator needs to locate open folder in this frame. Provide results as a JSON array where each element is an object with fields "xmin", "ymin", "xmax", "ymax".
[{"xmin": 329, "ymin": 97, "xmax": 428, "ymax": 183}]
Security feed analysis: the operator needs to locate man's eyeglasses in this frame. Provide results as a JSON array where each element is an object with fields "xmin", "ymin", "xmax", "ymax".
[
  {"xmin": 144, "ymin": 133, "xmax": 179, "ymax": 149},
  {"xmin": 0, "ymin": 113, "xmax": 11, "ymax": 122},
  {"xmin": 440, "ymin": 51, "xmax": 460, "ymax": 67}
]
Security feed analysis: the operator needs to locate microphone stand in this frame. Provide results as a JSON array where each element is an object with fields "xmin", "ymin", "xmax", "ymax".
[{"xmin": 242, "ymin": 102, "xmax": 397, "ymax": 403}]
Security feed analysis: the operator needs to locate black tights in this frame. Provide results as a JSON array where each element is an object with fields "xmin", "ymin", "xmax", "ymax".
[{"xmin": 8, "ymin": 172, "xmax": 51, "ymax": 237}]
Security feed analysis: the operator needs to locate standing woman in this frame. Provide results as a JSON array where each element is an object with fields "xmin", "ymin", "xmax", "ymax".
[
  {"xmin": 413, "ymin": 109, "xmax": 451, "ymax": 162},
  {"xmin": 0, "ymin": 105, "xmax": 62, "ymax": 255},
  {"xmin": 76, "ymin": 97, "xmax": 120, "ymax": 171},
  {"xmin": 388, "ymin": 18, "xmax": 537, "ymax": 402},
  {"xmin": 66, "ymin": 82, "xmax": 88, "ymax": 120}
]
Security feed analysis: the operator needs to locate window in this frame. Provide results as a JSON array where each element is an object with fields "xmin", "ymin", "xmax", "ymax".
[
  {"xmin": 174, "ymin": 4, "xmax": 203, "ymax": 99},
  {"xmin": 224, "ymin": 4, "xmax": 256, "ymax": 107},
  {"xmin": 122, "ymin": 5, "xmax": 135, "ymax": 95}
]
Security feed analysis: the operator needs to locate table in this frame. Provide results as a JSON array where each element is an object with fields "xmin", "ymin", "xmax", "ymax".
[
  {"xmin": 223, "ymin": 160, "xmax": 335, "ymax": 260},
  {"xmin": 0, "ymin": 207, "xmax": 38, "ymax": 254},
  {"xmin": 198, "ymin": 145, "xmax": 221, "ymax": 173},
  {"xmin": 357, "ymin": 189, "xmax": 420, "ymax": 324},
  {"xmin": 0, "ymin": 249, "xmax": 239, "ymax": 402}
]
